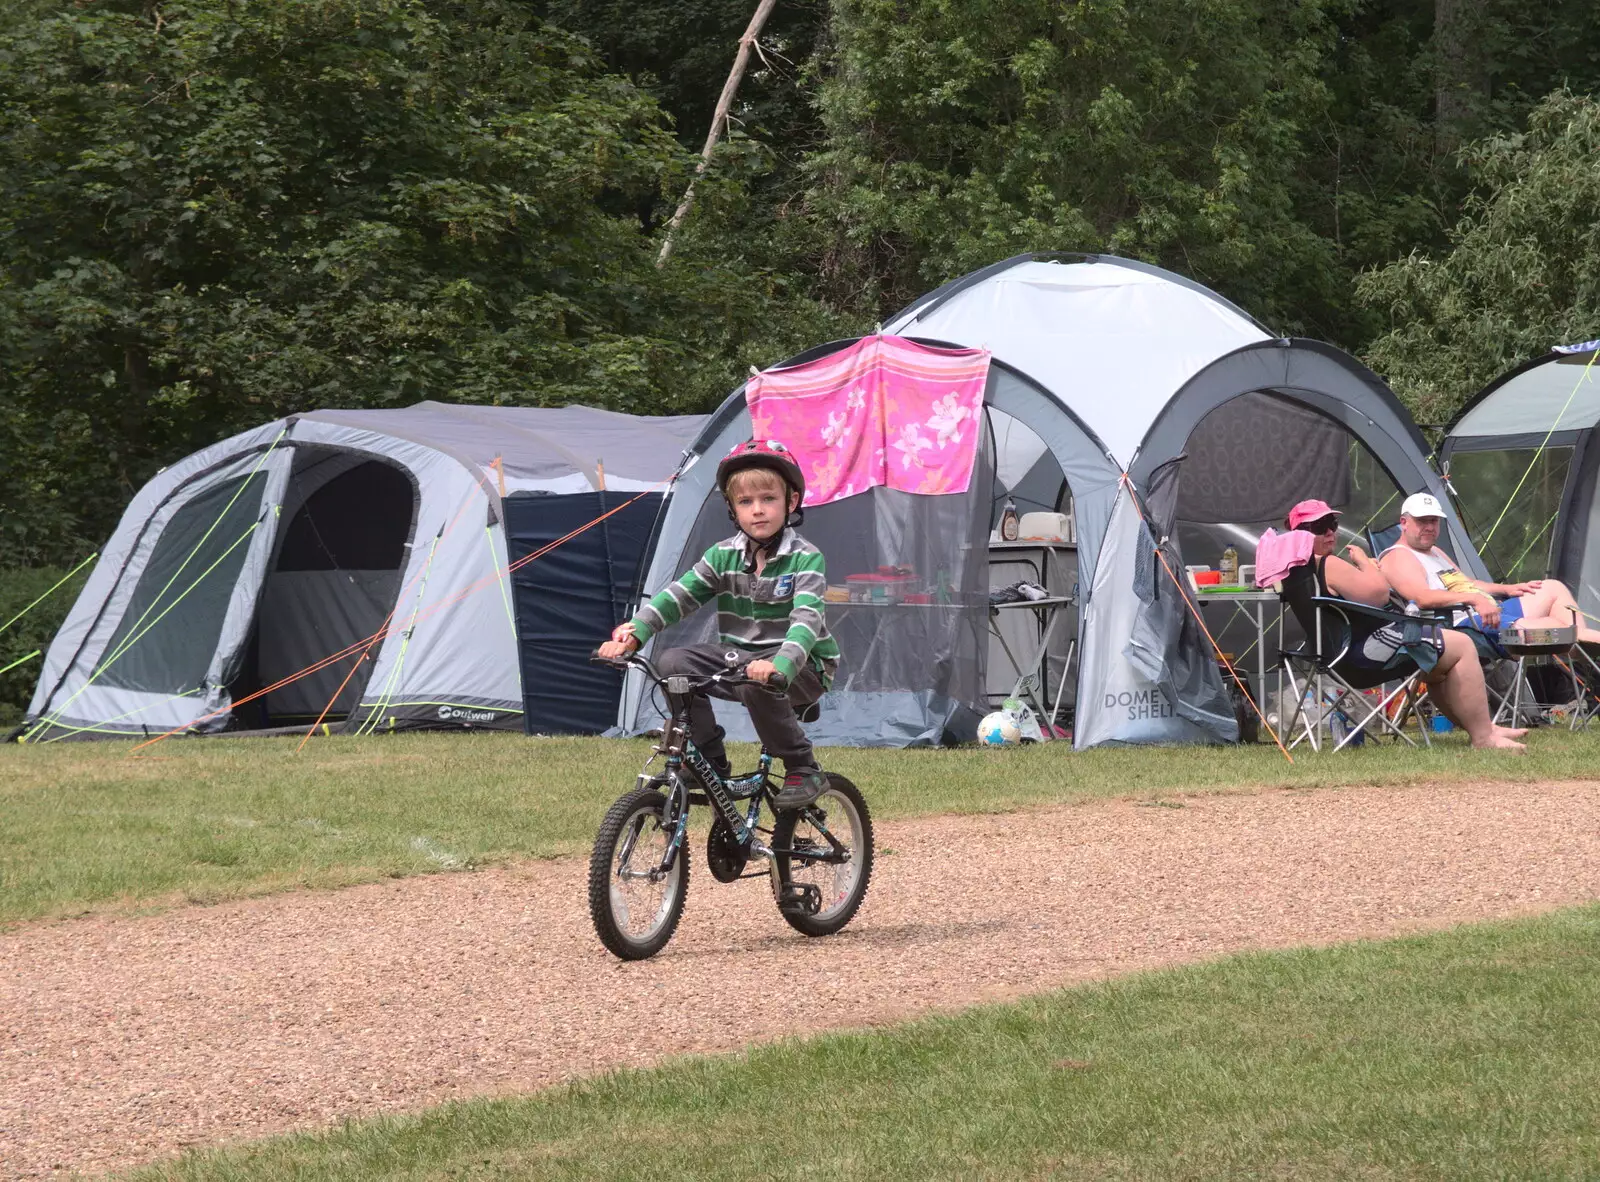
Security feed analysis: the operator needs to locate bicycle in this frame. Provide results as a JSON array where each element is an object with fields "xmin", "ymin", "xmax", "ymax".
[{"xmin": 587, "ymin": 651, "xmax": 874, "ymax": 961}]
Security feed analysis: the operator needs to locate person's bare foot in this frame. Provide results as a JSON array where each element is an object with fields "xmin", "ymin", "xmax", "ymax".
[
  {"xmin": 1494, "ymin": 725, "xmax": 1529, "ymax": 739},
  {"xmin": 1472, "ymin": 734, "xmax": 1526, "ymax": 751}
]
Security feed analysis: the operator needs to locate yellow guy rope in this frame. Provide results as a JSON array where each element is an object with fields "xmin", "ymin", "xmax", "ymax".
[{"xmin": 1481, "ymin": 349, "xmax": 1600, "ymax": 548}]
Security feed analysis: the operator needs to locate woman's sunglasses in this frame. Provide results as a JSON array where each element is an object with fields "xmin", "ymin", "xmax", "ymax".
[{"xmin": 1299, "ymin": 516, "xmax": 1340, "ymax": 536}]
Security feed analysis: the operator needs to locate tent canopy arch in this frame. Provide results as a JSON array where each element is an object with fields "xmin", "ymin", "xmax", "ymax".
[
  {"xmin": 617, "ymin": 344, "xmax": 1121, "ymax": 746},
  {"xmin": 1131, "ymin": 337, "xmax": 1483, "ymax": 577}
]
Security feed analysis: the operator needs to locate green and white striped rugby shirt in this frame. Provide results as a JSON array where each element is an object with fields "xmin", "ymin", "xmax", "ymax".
[{"xmin": 630, "ymin": 529, "xmax": 840, "ymax": 686}]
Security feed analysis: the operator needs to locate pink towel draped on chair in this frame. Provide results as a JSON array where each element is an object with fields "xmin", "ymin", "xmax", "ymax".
[
  {"xmin": 747, "ymin": 334, "xmax": 991, "ymax": 506},
  {"xmin": 1254, "ymin": 528, "xmax": 1316, "ymax": 587}
]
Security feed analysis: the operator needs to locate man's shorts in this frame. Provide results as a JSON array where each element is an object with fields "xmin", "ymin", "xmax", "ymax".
[{"xmin": 1461, "ymin": 595, "xmax": 1525, "ymax": 661}]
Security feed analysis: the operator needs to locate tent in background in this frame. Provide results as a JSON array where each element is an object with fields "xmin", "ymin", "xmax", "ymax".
[
  {"xmin": 619, "ymin": 253, "xmax": 1475, "ymax": 749},
  {"xmin": 1440, "ymin": 341, "xmax": 1600, "ymax": 621},
  {"xmin": 20, "ymin": 403, "xmax": 703, "ymax": 741}
]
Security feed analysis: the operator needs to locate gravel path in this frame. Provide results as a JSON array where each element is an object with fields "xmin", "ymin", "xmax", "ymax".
[{"xmin": 4, "ymin": 777, "xmax": 1600, "ymax": 1179}]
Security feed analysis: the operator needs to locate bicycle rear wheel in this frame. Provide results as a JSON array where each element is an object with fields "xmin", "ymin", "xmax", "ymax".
[
  {"xmin": 770, "ymin": 773, "xmax": 873, "ymax": 936},
  {"xmin": 589, "ymin": 785, "xmax": 688, "ymax": 960}
]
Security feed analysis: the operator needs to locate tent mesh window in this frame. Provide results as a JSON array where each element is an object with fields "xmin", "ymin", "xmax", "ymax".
[
  {"xmin": 653, "ymin": 453, "xmax": 993, "ymax": 718},
  {"xmin": 1448, "ymin": 447, "xmax": 1573, "ymax": 583},
  {"xmin": 99, "ymin": 471, "xmax": 271, "ymax": 694}
]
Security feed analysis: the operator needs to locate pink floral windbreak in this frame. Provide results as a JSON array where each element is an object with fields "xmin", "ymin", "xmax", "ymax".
[{"xmin": 747, "ymin": 335, "xmax": 991, "ymax": 506}]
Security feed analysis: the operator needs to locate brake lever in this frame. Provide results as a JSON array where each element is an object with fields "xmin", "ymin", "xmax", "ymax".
[{"xmin": 710, "ymin": 669, "xmax": 789, "ymax": 694}]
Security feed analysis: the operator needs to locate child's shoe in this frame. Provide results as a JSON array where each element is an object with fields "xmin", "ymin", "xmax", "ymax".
[{"xmin": 773, "ymin": 765, "xmax": 826, "ymax": 810}]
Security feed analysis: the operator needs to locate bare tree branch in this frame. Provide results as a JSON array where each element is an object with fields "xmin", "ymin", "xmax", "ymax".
[{"xmin": 655, "ymin": 0, "xmax": 778, "ymax": 268}]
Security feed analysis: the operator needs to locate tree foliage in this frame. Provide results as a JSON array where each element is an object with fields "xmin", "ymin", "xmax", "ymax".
[
  {"xmin": 5, "ymin": 0, "xmax": 1600, "ymax": 569},
  {"xmin": 0, "ymin": 0, "xmax": 841, "ymax": 563},
  {"xmin": 804, "ymin": 0, "xmax": 1347, "ymax": 332},
  {"xmin": 1357, "ymin": 92, "xmax": 1600, "ymax": 425},
  {"xmin": 1296, "ymin": 0, "xmax": 1600, "ymax": 346}
]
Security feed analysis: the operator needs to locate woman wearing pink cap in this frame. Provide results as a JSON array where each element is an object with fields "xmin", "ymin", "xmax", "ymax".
[{"xmin": 1276, "ymin": 499, "xmax": 1526, "ymax": 751}]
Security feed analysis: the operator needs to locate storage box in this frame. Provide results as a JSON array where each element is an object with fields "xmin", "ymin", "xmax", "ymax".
[{"xmin": 845, "ymin": 573, "xmax": 916, "ymax": 603}]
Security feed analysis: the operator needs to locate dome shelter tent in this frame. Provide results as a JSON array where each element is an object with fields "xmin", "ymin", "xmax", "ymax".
[
  {"xmin": 19, "ymin": 403, "xmax": 704, "ymax": 742},
  {"xmin": 618, "ymin": 255, "xmax": 1476, "ymax": 749},
  {"xmin": 1439, "ymin": 342, "xmax": 1600, "ymax": 622}
]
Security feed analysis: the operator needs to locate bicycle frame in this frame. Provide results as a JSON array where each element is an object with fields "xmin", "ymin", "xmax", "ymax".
[{"xmin": 621, "ymin": 657, "xmax": 850, "ymax": 880}]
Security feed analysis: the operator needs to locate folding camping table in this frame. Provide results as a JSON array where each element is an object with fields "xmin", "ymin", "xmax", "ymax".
[
  {"xmin": 1192, "ymin": 586, "xmax": 1282, "ymax": 719},
  {"xmin": 821, "ymin": 595, "xmax": 1076, "ymax": 738},
  {"xmin": 987, "ymin": 596, "xmax": 1077, "ymax": 736}
]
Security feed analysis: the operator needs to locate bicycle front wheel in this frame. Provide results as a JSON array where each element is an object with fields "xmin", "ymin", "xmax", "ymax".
[
  {"xmin": 588, "ymin": 785, "xmax": 688, "ymax": 960},
  {"xmin": 771, "ymin": 773, "xmax": 873, "ymax": 936}
]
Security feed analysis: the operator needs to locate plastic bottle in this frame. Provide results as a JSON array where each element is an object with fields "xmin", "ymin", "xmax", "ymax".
[
  {"xmin": 1219, "ymin": 544, "xmax": 1239, "ymax": 585},
  {"xmin": 1000, "ymin": 497, "xmax": 1020, "ymax": 542}
]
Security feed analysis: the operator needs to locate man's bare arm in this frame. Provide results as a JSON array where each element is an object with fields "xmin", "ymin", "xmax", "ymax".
[{"xmin": 1380, "ymin": 546, "xmax": 1502, "ymax": 625}]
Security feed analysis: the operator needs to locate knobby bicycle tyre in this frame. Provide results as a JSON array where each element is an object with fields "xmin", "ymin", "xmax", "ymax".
[
  {"xmin": 770, "ymin": 773, "xmax": 873, "ymax": 937},
  {"xmin": 589, "ymin": 785, "xmax": 688, "ymax": 960}
]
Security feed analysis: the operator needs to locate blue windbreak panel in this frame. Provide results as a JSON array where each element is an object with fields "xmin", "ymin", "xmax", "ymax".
[{"xmin": 506, "ymin": 491, "xmax": 663, "ymax": 734}]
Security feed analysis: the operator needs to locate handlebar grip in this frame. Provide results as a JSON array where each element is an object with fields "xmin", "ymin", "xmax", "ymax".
[{"xmin": 766, "ymin": 671, "xmax": 789, "ymax": 692}]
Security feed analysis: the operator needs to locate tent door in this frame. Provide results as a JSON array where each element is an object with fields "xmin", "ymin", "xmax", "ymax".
[{"xmin": 232, "ymin": 454, "xmax": 417, "ymax": 727}]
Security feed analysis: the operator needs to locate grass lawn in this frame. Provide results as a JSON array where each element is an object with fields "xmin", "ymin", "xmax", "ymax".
[
  {"xmin": 125, "ymin": 903, "xmax": 1600, "ymax": 1180},
  {"xmin": 4, "ymin": 728, "xmax": 1599, "ymax": 926}
]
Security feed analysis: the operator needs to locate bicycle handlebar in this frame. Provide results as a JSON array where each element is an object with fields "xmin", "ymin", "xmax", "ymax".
[{"xmin": 590, "ymin": 649, "xmax": 788, "ymax": 694}]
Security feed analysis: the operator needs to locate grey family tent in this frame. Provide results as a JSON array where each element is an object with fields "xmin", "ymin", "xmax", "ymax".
[
  {"xmin": 617, "ymin": 253, "xmax": 1478, "ymax": 749},
  {"xmin": 1440, "ymin": 340, "xmax": 1600, "ymax": 620},
  {"xmin": 21, "ymin": 403, "xmax": 705, "ymax": 742}
]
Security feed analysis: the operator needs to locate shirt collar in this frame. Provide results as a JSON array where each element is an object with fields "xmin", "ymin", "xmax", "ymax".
[{"xmin": 731, "ymin": 527, "xmax": 796, "ymax": 565}]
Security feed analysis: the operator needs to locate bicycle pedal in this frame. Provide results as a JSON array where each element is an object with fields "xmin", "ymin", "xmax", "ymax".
[{"xmin": 777, "ymin": 882, "xmax": 822, "ymax": 917}]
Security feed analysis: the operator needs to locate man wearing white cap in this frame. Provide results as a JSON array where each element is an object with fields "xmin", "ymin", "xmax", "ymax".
[{"xmin": 1378, "ymin": 492, "xmax": 1600, "ymax": 645}]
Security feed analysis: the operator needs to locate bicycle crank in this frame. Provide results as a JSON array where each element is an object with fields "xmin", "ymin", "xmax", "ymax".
[
  {"xmin": 777, "ymin": 882, "xmax": 822, "ymax": 917},
  {"xmin": 705, "ymin": 817, "xmax": 750, "ymax": 883}
]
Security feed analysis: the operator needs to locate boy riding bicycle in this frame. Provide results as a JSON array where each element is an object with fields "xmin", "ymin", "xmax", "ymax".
[{"xmin": 598, "ymin": 439, "xmax": 840, "ymax": 810}]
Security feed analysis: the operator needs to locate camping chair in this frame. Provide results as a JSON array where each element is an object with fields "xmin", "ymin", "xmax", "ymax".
[
  {"xmin": 1364, "ymin": 522, "xmax": 1402, "ymax": 560},
  {"xmin": 1276, "ymin": 573, "xmax": 1432, "ymax": 752},
  {"xmin": 1564, "ymin": 643, "xmax": 1600, "ymax": 730}
]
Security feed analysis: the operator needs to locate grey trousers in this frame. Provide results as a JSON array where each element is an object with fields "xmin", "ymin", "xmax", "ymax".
[{"xmin": 654, "ymin": 643, "xmax": 823, "ymax": 770}]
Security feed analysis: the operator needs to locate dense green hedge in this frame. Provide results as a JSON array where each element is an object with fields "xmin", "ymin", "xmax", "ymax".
[{"xmin": 0, "ymin": 565, "xmax": 91, "ymax": 728}]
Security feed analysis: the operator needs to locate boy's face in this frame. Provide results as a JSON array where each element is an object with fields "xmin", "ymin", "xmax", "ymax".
[{"xmin": 727, "ymin": 470, "xmax": 799, "ymax": 541}]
